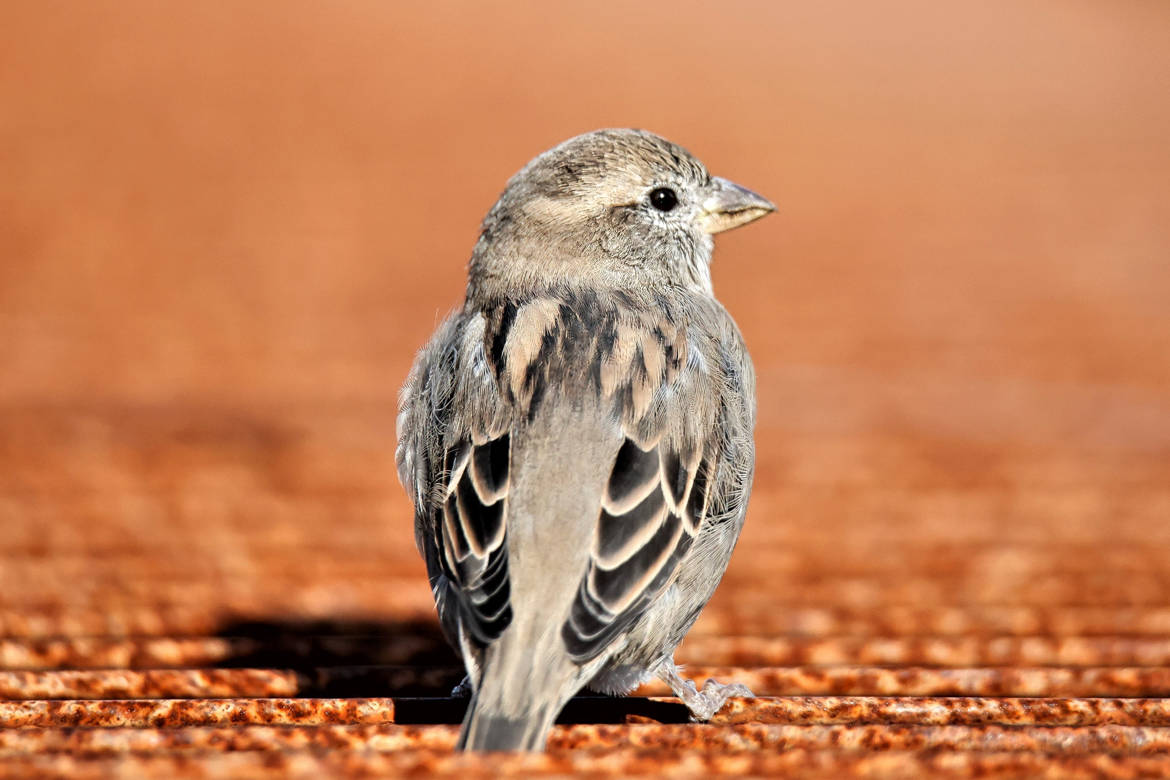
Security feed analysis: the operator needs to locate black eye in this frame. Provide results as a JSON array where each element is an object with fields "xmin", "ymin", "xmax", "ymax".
[{"xmin": 649, "ymin": 187, "xmax": 678, "ymax": 212}]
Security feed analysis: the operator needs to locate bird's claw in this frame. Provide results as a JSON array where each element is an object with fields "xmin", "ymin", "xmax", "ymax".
[
  {"xmin": 704, "ymin": 678, "xmax": 753, "ymax": 699},
  {"xmin": 683, "ymin": 678, "xmax": 753, "ymax": 721},
  {"xmin": 450, "ymin": 675, "xmax": 473, "ymax": 698},
  {"xmin": 658, "ymin": 664, "xmax": 753, "ymax": 721}
]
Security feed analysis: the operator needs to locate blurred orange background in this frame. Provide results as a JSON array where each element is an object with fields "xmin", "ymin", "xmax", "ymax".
[{"xmin": 4, "ymin": 0, "xmax": 1168, "ymax": 419}]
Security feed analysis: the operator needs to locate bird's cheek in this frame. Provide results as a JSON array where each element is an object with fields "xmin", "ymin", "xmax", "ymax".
[{"xmin": 597, "ymin": 228, "xmax": 643, "ymax": 263}]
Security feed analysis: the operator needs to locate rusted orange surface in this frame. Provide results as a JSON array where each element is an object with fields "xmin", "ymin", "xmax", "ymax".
[{"xmin": 2, "ymin": 1, "xmax": 1170, "ymax": 777}]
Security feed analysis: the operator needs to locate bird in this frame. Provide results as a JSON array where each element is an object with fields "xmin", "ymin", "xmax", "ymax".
[{"xmin": 395, "ymin": 128, "xmax": 773, "ymax": 751}]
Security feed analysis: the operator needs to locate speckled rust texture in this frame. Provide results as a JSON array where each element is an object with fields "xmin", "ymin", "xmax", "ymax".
[
  {"xmin": 706, "ymin": 696, "xmax": 1170, "ymax": 727},
  {"xmin": 636, "ymin": 666, "xmax": 1170, "ymax": 697},
  {"xmin": 5, "ymin": 751, "xmax": 1170, "ymax": 780},
  {"xmin": 6, "ymin": 723, "xmax": 1170, "ymax": 757},
  {"xmin": 0, "ymin": 698, "xmax": 396, "ymax": 729},
  {"xmin": 0, "ymin": 669, "xmax": 301, "ymax": 700},
  {"xmin": 2, "ymin": 1, "xmax": 1170, "ymax": 777}
]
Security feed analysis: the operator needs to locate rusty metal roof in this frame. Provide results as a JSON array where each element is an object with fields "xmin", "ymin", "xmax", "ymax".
[{"xmin": 2, "ymin": 407, "xmax": 1168, "ymax": 778}]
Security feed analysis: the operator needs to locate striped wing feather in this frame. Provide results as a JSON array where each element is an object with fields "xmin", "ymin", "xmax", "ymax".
[
  {"xmin": 435, "ymin": 435, "xmax": 513, "ymax": 644},
  {"xmin": 562, "ymin": 437, "xmax": 711, "ymax": 662}
]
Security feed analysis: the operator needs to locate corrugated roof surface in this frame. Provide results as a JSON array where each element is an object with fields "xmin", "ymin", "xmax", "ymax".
[{"xmin": 2, "ymin": 406, "xmax": 1168, "ymax": 777}]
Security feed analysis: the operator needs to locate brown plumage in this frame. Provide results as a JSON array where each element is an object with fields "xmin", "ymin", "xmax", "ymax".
[{"xmin": 396, "ymin": 129, "xmax": 774, "ymax": 751}]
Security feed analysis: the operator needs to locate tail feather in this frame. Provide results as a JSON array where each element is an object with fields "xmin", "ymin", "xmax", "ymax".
[
  {"xmin": 456, "ymin": 635, "xmax": 580, "ymax": 752},
  {"xmin": 457, "ymin": 691, "xmax": 559, "ymax": 751}
]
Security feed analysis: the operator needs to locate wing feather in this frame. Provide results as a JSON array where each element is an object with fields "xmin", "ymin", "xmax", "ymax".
[
  {"xmin": 562, "ymin": 436, "xmax": 707, "ymax": 663},
  {"xmin": 602, "ymin": 439, "xmax": 662, "ymax": 514},
  {"xmin": 594, "ymin": 489, "xmax": 667, "ymax": 567},
  {"xmin": 438, "ymin": 434, "xmax": 513, "ymax": 644}
]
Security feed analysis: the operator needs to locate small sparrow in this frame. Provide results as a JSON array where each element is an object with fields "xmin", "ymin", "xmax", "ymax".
[{"xmin": 396, "ymin": 129, "xmax": 773, "ymax": 751}]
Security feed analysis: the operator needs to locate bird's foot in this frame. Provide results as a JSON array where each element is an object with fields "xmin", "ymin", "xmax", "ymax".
[
  {"xmin": 450, "ymin": 675, "xmax": 473, "ymax": 698},
  {"xmin": 657, "ymin": 663, "xmax": 752, "ymax": 721},
  {"xmin": 694, "ymin": 678, "xmax": 754, "ymax": 720}
]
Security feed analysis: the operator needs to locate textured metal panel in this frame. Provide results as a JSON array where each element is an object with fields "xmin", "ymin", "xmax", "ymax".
[
  {"xmin": 4, "ymin": 750, "xmax": 1170, "ymax": 779},
  {"xmin": 7, "ymin": 723, "xmax": 1170, "ymax": 757},
  {"xmin": 3, "ymin": 418, "xmax": 1169, "ymax": 777},
  {"xmin": 708, "ymin": 696, "xmax": 1170, "ymax": 727},
  {"xmin": 636, "ymin": 665, "xmax": 1170, "ymax": 697},
  {"xmin": 0, "ymin": 698, "xmax": 396, "ymax": 729}
]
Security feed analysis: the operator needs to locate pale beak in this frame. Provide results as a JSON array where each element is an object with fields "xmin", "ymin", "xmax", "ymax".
[{"xmin": 697, "ymin": 177, "xmax": 776, "ymax": 234}]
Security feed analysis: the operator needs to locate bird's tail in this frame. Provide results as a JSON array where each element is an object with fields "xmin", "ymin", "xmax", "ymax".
[
  {"xmin": 455, "ymin": 638, "xmax": 578, "ymax": 752},
  {"xmin": 456, "ymin": 693, "xmax": 560, "ymax": 752}
]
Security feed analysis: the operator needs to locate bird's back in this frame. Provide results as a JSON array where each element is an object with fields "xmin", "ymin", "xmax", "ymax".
[{"xmin": 398, "ymin": 284, "xmax": 754, "ymax": 748}]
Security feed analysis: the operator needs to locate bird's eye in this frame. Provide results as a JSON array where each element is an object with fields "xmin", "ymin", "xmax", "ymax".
[{"xmin": 649, "ymin": 187, "xmax": 678, "ymax": 212}]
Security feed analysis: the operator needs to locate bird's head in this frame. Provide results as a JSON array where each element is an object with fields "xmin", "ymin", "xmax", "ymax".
[{"xmin": 468, "ymin": 129, "xmax": 774, "ymax": 299}]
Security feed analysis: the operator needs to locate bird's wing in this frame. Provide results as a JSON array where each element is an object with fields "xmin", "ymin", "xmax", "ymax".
[
  {"xmin": 555, "ymin": 295, "xmax": 752, "ymax": 663},
  {"xmin": 396, "ymin": 310, "xmax": 516, "ymax": 648},
  {"xmin": 397, "ymin": 291, "xmax": 747, "ymax": 662},
  {"xmin": 561, "ymin": 430, "xmax": 713, "ymax": 662}
]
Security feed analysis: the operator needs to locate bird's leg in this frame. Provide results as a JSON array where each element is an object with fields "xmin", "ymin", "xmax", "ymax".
[{"xmin": 655, "ymin": 661, "xmax": 752, "ymax": 721}]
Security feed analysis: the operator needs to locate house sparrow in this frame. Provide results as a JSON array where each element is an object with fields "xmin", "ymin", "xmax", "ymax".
[{"xmin": 396, "ymin": 128, "xmax": 773, "ymax": 751}]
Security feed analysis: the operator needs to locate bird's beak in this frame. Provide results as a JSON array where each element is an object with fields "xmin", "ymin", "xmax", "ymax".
[{"xmin": 697, "ymin": 177, "xmax": 776, "ymax": 235}]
